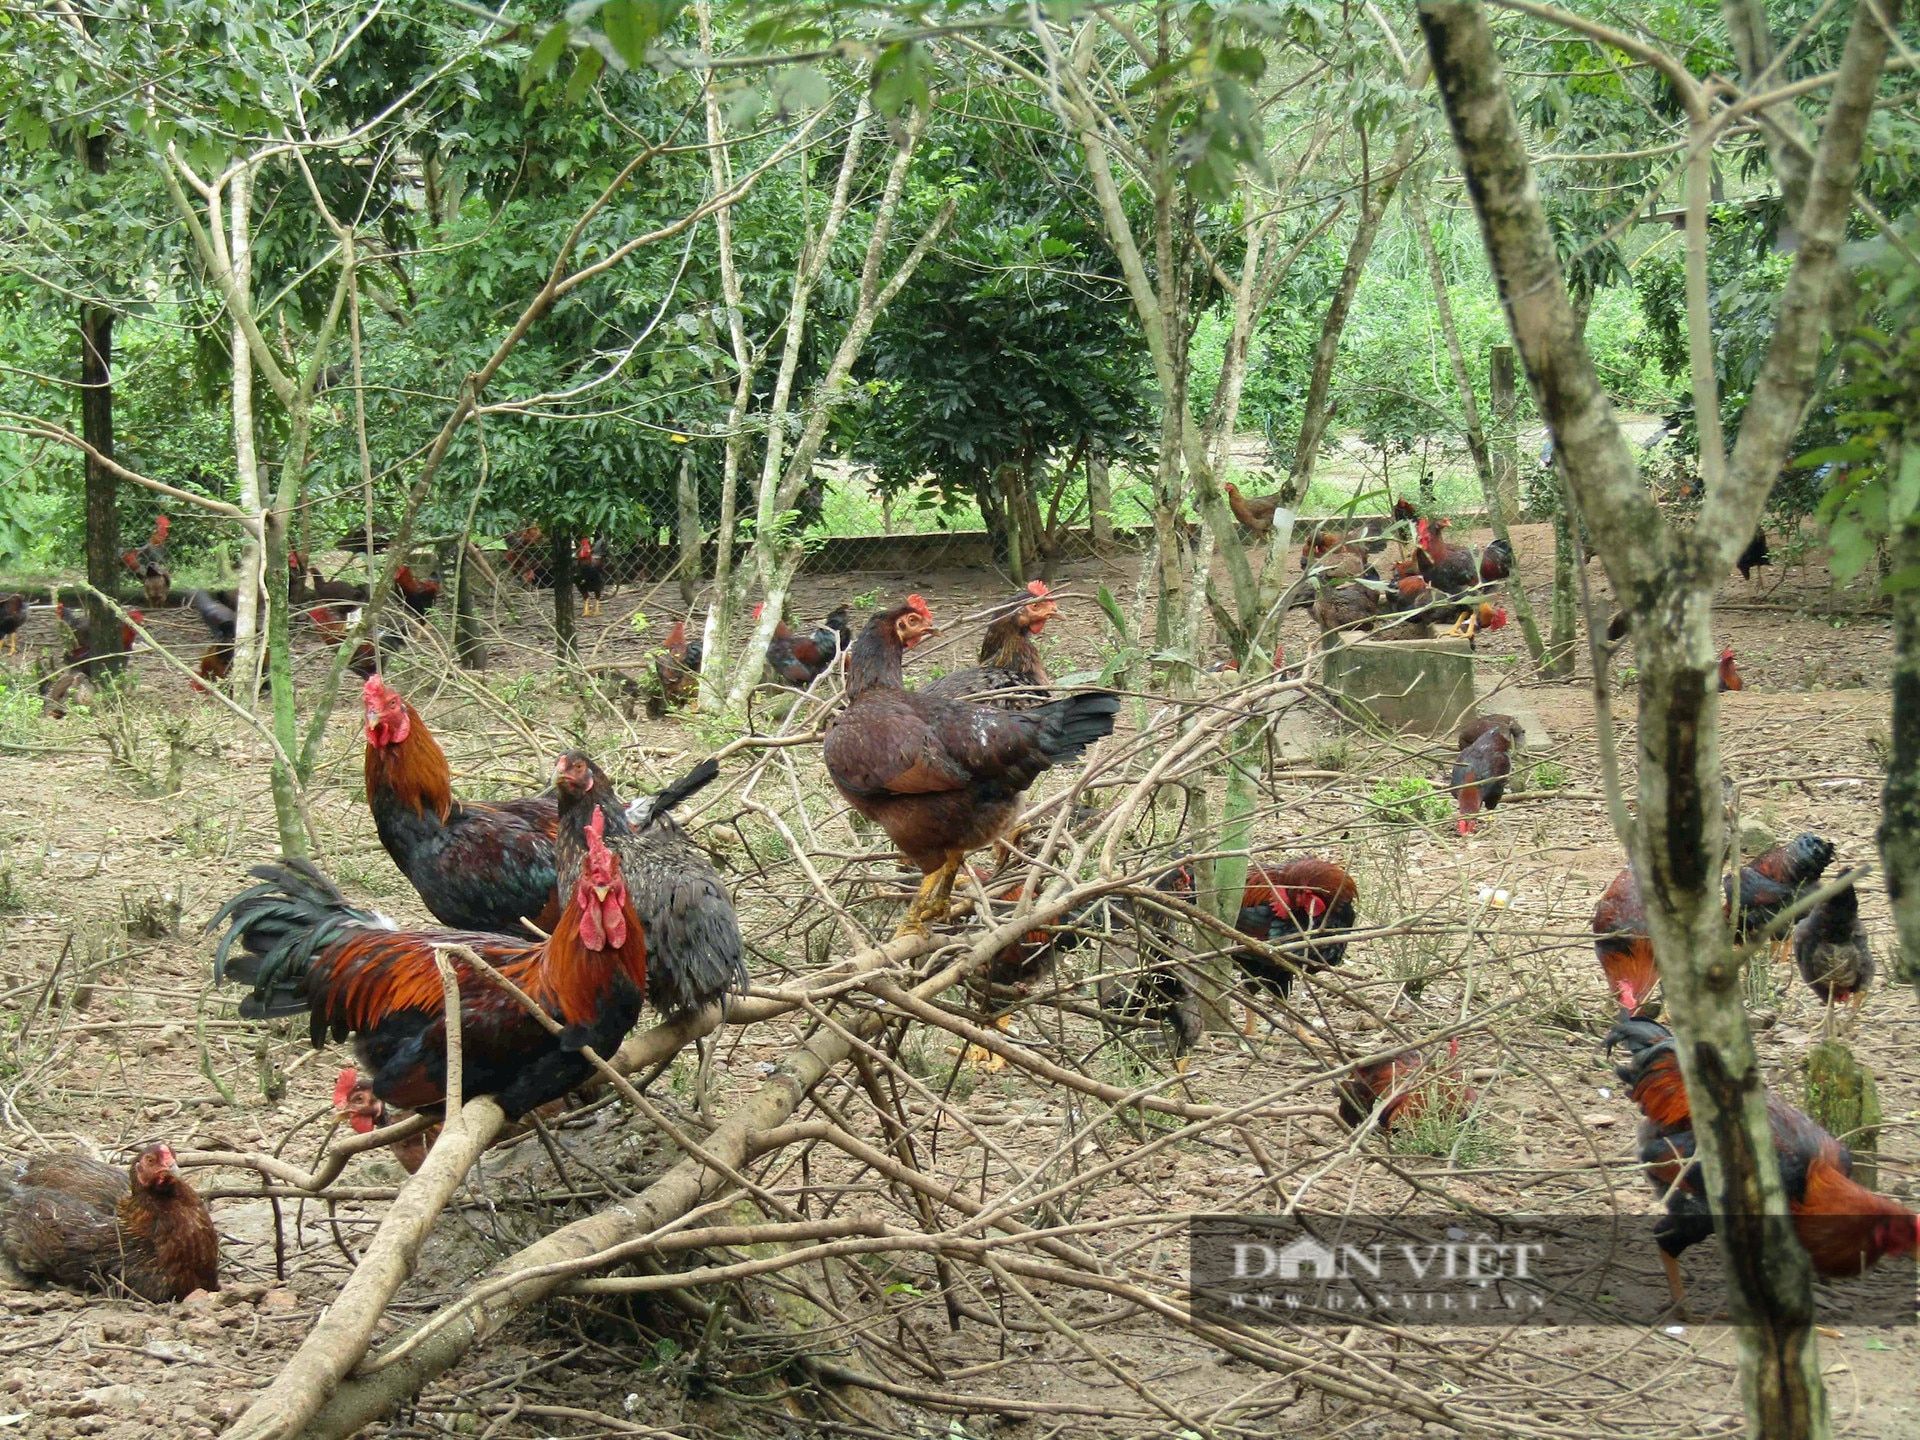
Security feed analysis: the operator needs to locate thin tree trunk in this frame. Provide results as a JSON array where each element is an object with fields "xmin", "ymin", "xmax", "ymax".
[
  {"xmin": 1880, "ymin": 508, "xmax": 1920, "ymax": 999},
  {"xmin": 676, "ymin": 452, "xmax": 701, "ymax": 610},
  {"xmin": 1408, "ymin": 189, "xmax": 1545, "ymax": 666},
  {"xmin": 230, "ymin": 161, "xmax": 264, "ymax": 693},
  {"xmin": 80, "ymin": 131, "xmax": 120, "ymax": 670},
  {"xmin": 1549, "ymin": 503, "xmax": 1577, "ymax": 677},
  {"xmin": 1489, "ymin": 343, "xmax": 1520, "ymax": 517},
  {"xmin": 1087, "ymin": 444, "xmax": 1112, "ymax": 554},
  {"xmin": 550, "ymin": 529, "xmax": 575, "ymax": 658},
  {"xmin": 1283, "ymin": 124, "xmax": 1421, "ymax": 505}
]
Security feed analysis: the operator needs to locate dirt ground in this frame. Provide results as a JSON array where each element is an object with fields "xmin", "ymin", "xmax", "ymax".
[{"xmin": 0, "ymin": 512, "xmax": 1912, "ymax": 1440}]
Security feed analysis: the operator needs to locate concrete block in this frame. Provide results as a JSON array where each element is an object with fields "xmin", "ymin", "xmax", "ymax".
[{"xmin": 1322, "ymin": 635, "xmax": 1478, "ymax": 737}]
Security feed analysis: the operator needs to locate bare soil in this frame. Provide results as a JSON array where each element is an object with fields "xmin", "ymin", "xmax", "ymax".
[{"xmin": 0, "ymin": 516, "xmax": 1911, "ymax": 1439}]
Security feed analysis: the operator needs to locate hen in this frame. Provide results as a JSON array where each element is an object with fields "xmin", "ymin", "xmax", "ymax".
[
  {"xmin": 1593, "ymin": 867, "xmax": 1659, "ymax": 1016},
  {"xmin": 362, "ymin": 676, "xmax": 563, "ymax": 936},
  {"xmin": 187, "ymin": 588, "xmax": 238, "ymax": 688},
  {"xmin": 213, "ymin": 808, "xmax": 647, "ymax": 1119},
  {"xmin": 823, "ymin": 596, "xmax": 1118, "ymax": 934},
  {"xmin": 1608, "ymin": 1015, "xmax": 1918, "ymax": 1310},
  {"xmin": 1736, "ymin": 529, "xmax": 1771, "ymax": 591},
  {"xmin": 922, "ymin": 580, "xmax": 1057, "ymax": 706},
  {"xmin": 651, "ymin": 619, "xmax": 703, "ymax": 713},
  {"xmin": 553, "ymin": 751, "xmax": 746, "ymax": 1020},
  {"xmin": 334, "ymin": 1067, "xmax": 437, "ymax": 1174},
  {"xmin": 1224, "ymin": 482, "xmax": 1285, "ymax": 537},
  {"xmin": 1414, "ymin": 519, "xmax": 1509, "ymax": 637},
  {"xmin": 0, "ymin": 593, "xmax": 26, "ymax": 659},
  {"xmin": 1299, "ymin": 530, "xmax": 1378, "ymax": 581},
  {"xmin": 1310, "ymin": 580, "xmax": 1383, "ymax": 638},
  {"xmin": 1794, "ymin": 882, "xmax": 1874, "ymax": 1031},
  {"xmin": 573, "ymin": 537, "xmax": 607, "ymax": 617},
  {"xmin": 291, "ymin": 552, "xmax": 370, "ymax": 605},
  {"xmin": 0, "ymin": 1144, "xmax": 218, "ymax": 1301},
  {"xmin": 42, "ymin": 603, "xmax": 144, "ymax": 717},
  {"xmin": 1335, "ymin": 1039, "xmax": 1475, "ymax": 1133},
  {"xmin": 1450, "ymin": 715, "xmax": 1517, "ymax": 836},
  {"xmin": 1718, "ymin": 648, "xmax": 1744, "ymax": 692}
]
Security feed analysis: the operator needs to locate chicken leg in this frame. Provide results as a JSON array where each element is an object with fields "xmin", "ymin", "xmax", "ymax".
[
  {"xmin": 1660, "ymin": 1249, "xmax": 1690, "ymax": 1322},
  {"xmin": 896, "ymin": 855, "xmax": 963, "ymax": 938},
  {"xmin": 1443, "ymin": 611, "xmax": 1478, "ymax": 640}
]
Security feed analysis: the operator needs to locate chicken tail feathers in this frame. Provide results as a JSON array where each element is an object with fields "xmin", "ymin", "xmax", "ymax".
[
  {"xmin": 1031, "ymin": 691, "xmax": 1121, "ymax": 765},
  {"xmin": 209, "ymin": 859, "xmax": 381, "ymax": 1019},
  {"xmin": 628, "ymin": 757, "xmax": 720, "ymax": 830}
]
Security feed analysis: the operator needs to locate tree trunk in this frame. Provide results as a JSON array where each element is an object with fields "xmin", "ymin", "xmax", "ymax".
[
  {"xmin": 1408, "ymin": 191, "xmax": 1545, "ymax": 666},
  {"xmin": 1880, "ymin": 513, "xmax": 1920, "ymax": 999},
  {"xmin": 1282, "ymin": 126, "xmax": 1420, "ymax": 505},
  {"xmin": 79, "ymin": 137, "xmax": 119, "ymax": 674},
  {"xmin": 1489, "ymin": 343, "xmax": 1520, "ymax": 518},
  {"xmin": 676, "ymin": 452, "xmax": 701, "ymax": 610},
  {"xmin": 1088, "ymin": 444, "xmax": 1113, "ymax": 554},
  {"xmin": 1548, "ymin": 503, "xmax": 1578, "ymax": 678},
  {"xmin": 1001, "ymin": 464, "xmax": 1027, "ymax": 585},
  {"xmin": 442, "ymin": 538, "xmax": 485, "ymax": 670},
  {"xmin": 550, "ymin": 529, "xmax": 575, "ymax": 658},
  {"xmin": 261, "ymin": 493, "xmax": 305, "ymax": 857},
  {"xmin": 230, "ymin": 161, "xmax": 265, "ymax": 695}
]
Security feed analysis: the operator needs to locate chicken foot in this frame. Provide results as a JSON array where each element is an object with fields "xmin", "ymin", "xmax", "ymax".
[{"xmin": 896, "ymin": 856, "xmax": 963, "ymax": 938}]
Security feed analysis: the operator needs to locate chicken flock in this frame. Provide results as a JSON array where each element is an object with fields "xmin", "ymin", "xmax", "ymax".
[{"xmin": 0, "ymin": 503, "xmax": 1904, "ymax": 1344}]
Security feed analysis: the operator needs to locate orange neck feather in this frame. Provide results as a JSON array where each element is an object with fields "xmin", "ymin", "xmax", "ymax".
[
  {"xmin": 1628, "ymin": 1048, "xmax": 1691, "ymax": 1131},
  {"xmin": 366, "ymin": 702, "xmax": 453, "ymax": 822},
  {"xmin": 524, "ymin": 890, "xmax": 649, "ymax": 1026}
]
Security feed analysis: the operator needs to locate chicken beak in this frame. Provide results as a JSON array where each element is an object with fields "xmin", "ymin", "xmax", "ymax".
[{"xmin": 593, "ymin": 884, "xmax": 612, "ymax": 903}]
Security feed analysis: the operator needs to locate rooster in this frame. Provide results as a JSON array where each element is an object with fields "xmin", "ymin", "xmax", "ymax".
[
  {"xmin": 43, "ymin": 603, "xmax": 143, "ymax": 716},
  {"xmin": 1414, "ymin": 519, "xmax": 1509, "ymax": 637},
  {"xmin": 362, "ymin": 676, "xmax": 563, "ymax": 937},
  {"xmin": 1737, "ymin": 529, "xmax": 1771, "ymax": 591},
  {"xmin": 0, "ymin": 1144, "xmax": 218, "ymax": 1301},
  {"xmin": 334, "ymin": 1067, "xmax": 437, "ymax": 1174},
  {"xmin": 0, "ymin": 593, "xmax": 25, "ymax": 659},
  {"xmin": 1593, "ymin": 867, "xmax": 1659, "ymax": 1016},
  {"xmin": 214, "ymin": 808, "xmax": 647, "ymax": 1119},
  {"xmin": 1224, "ymin": 482, "xmax": 1285, "ymax": 537},
  {"xmin": 306, "ymin": 605, "xmax": 392, "ymax": 679},
  {"xmin": 1728, "ymin": 833, "xmax": 1834, "ymax": 950},
  {"xmin": 1718, "ymin": 647, "xmax": 1744, "ymax": 692},
  {"xmin": 923, "ymin": 581, "xmax": 1057, "ymax": 706},
  {"xmin": 553, "ymin": 751, "xmax": 746, "ymax": 1020},
  {"xmin": 1794, "ymin": 883, "xmax": 1874, "ymax": 1034},
  {"xmin": 292, "ymin": 552, "xmax": 370, "ymax": 605},
  {"xmin": 1450, "ymin": 715, "xmax": 1517, "ymax": 836},
  {"xmin": 1608, "ymin": 1015, "xmax": 1919, "ymax": 1311},
  {"xmin": 1091, "ymin": 882, "xmax": 1205, "ymax": 1070},
  {"xmin": 652, "ymin": 619, "xmax": 703, "ymax": 714},
  {"xmin": 1335, "ymin": 1039, "xmax": 1475, "ymax": 1133},
  {"xmin": 823, "ymin": 596, "xmax": 1119, "ymax": 935},
  {"xmin": 395, "ymin": 565, "xmax": 440, "ymax": 617},
  {"xmin": 187, "ymin": 588, "xmax": 238, "ymax": 690},
  {"xmin": 1167, "ymin": 858, "xmax": 1356, "ymax": 1033},
  {"xmin": 574, "ymin": 537, "xmax": 607, "ymax": 617},
  {"xmin": 504, "ymin": 524, "xmax": 547, "ymax": 586},
  {"xmin": 121, "ymin": 515, "xmax": 171, "ymax": 607},
  {"xmin": 759, "ymin": 603, "xmax": 846, "ymax": 688}
]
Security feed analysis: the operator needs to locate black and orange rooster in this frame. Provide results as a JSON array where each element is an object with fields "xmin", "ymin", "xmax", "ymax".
[
  {"xmin": 652, "ymin": 618, "xmax": 703, "ymax": 714},
  {"xmin": 1168, "ymin": 858, "xmax": 1357, "ymax": 1032},
  {"xmin": 1450, "ymin": 715, "xmax": 1517, "ymax": 836},
  {"xmin": 823, "ymin": 596, "xmax": 1118, "ymax": 934},
  {"xmin": 362, "ymin": 676, "xmax": 562, "ymax": 937},
  {"xmin": 1593, "ymin": 867, "xmax": 1659, "ymax": 1017},
  {"xmin": 214, "ymin": 808, "xmax": 648, "ymax": 1119},
  {"xmin": 923, "ymin": 580, "xmax": 1057, "ymax": 707},
  {"xmin": 334, "ymin": 1067, "xmax": 437, "ymax": 1174},
  {"xmin": 1728, "ymin": 833, "xmax": 1834, "ymax": 952},
  {"xmin": 121, "ymin": 514, "xmax": 171, "ymax": 608},
  {"xmin": 1414, "ymin": 518, "xmax": 1511, "ymax": 638},
  {"xmin": 0, "ymin": 1143, "xmax": 218, "ymax": 1301},
  {"xmin": 395, "ymin": 565, "xmax": 440, "ymax": 617},
  {"xmin": 759, "ymin": 603, "xmax": 847, "ymax": 688},
  {"xmin": 187, "ymin": 588, "xmax": 237, "ymax": 690},
  {"xmin": 1335, "ymin": 1039, "xmax": 1475, "ymax": 1133},
  {"xmin": 574, "ymin": 537, "xmax": 607, "ymax": 617},
  {"xmin": 553, "ymin": 751, "xmax": 745, "ymax": 1021},
  {"xmin": 1608, "ymin": 1015, "xmax": 1918, "ymax": 1311}
]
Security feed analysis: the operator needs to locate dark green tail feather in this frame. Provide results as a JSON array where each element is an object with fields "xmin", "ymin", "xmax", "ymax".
[{"xmin": 208, "ymin": 858, "xmax": 383, "ymax": 1020}]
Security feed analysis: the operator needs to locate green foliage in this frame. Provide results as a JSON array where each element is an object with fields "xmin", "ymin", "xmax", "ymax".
[
  {"xmin": 1368, "ymin": 775, "xmax": 1451, "ymax": 828},
  {"xmin": 1526, "ymin": 759, "xmax": 1571, "ymax": 792}
]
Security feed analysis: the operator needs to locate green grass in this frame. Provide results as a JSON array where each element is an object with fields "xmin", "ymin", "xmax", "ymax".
[{"xmin": 1368, "ymin": 775, "xmax": 1452, "ymax": 828}]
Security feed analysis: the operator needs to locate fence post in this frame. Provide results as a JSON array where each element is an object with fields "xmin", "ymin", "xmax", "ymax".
[
  {"xmin": 1490, "ymin": 344, "xmax": 1520, "ymax": 519},
  {"xmin": 1088, "ymin": 444, "xmax": 1113, "ymax": 555}
]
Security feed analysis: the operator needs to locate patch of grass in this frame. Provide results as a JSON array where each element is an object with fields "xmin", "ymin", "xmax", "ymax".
[
  {"xmin": 0, "ymin": 864, "xmax": 25, "ymax": 915},
  {"xmin": 1311, "ymin": 736, "xmax": 1355, "ymax": 772},
  {"xmin": 1391, "ymin": 1094, "xmax": 1503, "ymax": 1166},
  {"xmin": 1527, "ymin": 759, "xmax": 1571, "ymax": 791},
  {"xmin": 0, "ymin": 675, "xmax": 51, "ymax": 749},
  {"xmin": 121, "ymin": 884, "xmax": 181, "ymax": 939},
  {"xmin": 1368, "ymin": 775, "xmax": 1451, "ymax": 828}
]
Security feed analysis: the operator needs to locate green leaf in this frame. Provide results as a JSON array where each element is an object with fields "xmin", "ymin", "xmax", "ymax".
[
  {"xmin": 1881, "ymin": 564, "xmax": 1920, "ymax": 595},
  {"xmin": 523, "ymin": 22, "xmax": 573, "ymax": 96},
  {"xmin": 599, "ymin": 1, "xmax": 644, "ymax": 68},
  {"xmin": 1828, "ymin": 512, "xmax": 1871, "ymax": 583},
  {"xmin": 564, "ymin": 46, "xmax": 604, "ymax": 104},
  {"xmin": 1095, "ymin": 584, "xmax": 1130, "ymax": 642},
  {"xmin": 1890, "ymin": 444, "xmax": 1920, "ymax": 527}
]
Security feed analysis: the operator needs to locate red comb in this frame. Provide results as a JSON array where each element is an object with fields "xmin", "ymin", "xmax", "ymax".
[
  {"xmin": 906, "ymin": 594, "xmax": 931, "ymax": 618},
  {"xmin": 1026, "ymin": 580, "xmax": 1049, "ymax": 598},
  {"xmin": 333, "ymin": 1068, "xmax": 360, "ymax": 1108},
  {"xmin": 586, "ymin": 807, "xmax": 606, "ymax": 849},
  {"xmin": 155, "ymin": 515, "xmax": 170, "ymax": 537}
]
